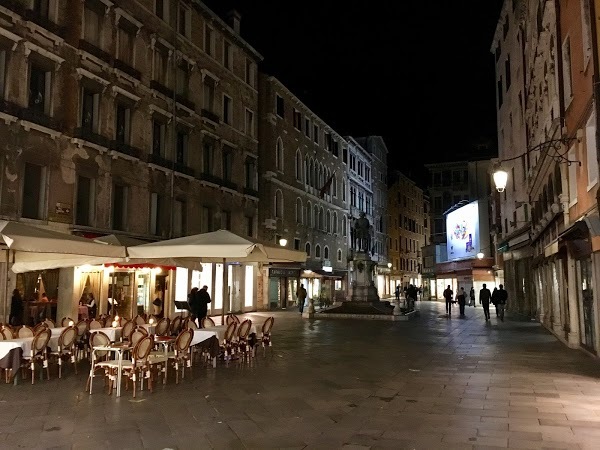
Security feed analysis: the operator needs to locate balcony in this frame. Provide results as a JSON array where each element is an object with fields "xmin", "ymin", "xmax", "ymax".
[
  {"xmin": 24, "ymin": 9, "xmax": 66, "ymax": 38},
  {"xmin": 221, "ymin": 179, "xmax": 238, "ymax": 191},
  {"xmin": 20, "ymin": 106, "xmax": 62, "ymax": 131},
  {"xmin": 150, "ymin": 80, "xmax": 174, "ymax": 99},
  {"xmin": 200, "ymin": 109, "xmax": 219, "ymax": 124},
  {"xmin": 198, "ymin": 171, "xmax": 222, "ymax": 185},
  {"xmin": 147, "ymin": 153, "xmax": 172, "ymax": 169},
  {"xmin": 113, "ymin": 59, "xmax": 141, "ymax": 80},
  {"xmin": 0, "ymin": 99, "xmax": 22, "ymax": 117},
  {"xmin": 175, "ymin": 94, "xmax": 195, "ymax": 111},
  {"xmin": 79, "ymin": 40, "xmax": 112, "ymax": 63},
  {"xmin": 243, "ymin": 187, "xmax": 259, "ymax": 198},
  {"xmin": 74, "ymin": 127, "xmax": 111, "ymax": 148},
  {"xmin": 174, "ymin": 162, "xmax": 195, "ymax": 177},
  {"xmin": 111, "ymin": 140, "xmax": 142, "ymax": 159}
]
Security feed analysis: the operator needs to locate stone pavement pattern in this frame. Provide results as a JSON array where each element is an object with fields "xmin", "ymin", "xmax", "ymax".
[{"xmin": 1, "ymin": 302, "xmax": 600, "ymax": 449}]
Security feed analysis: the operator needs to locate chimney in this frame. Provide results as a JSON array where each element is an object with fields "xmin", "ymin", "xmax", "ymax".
[{"xmin": 227, "ymin": 9, "xmax": 241, "ymax": 34}]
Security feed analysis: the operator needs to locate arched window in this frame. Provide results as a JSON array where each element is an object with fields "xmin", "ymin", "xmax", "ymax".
[
  {"xmin": 318, "ymin": 164, "xmax": 324, "ymax": 189},
  {"xmin": 295, "ymin": 149, "xmax": 302, "ymax": 181},
  {"xmin": 319, "ymin": 207, "xmax": 324, "ymax": 230},
  {"xmin": 332, "ymin": 174, "xmax": 337, "ymax": 197},
  {"xmin": 554, "ymin": 165, "xmax": 562, "ymax": 195},
  {"xmin": 314, "ymin": 205, "xmax": 319, "ymax": 228},
  {"xmin": 306, "ymin": 201, "xmax": 312, "ymax": 227},
  {"xmin": 547, "ymin": 176, "xmax": 554, "ymax": 203},
  {"xmin": 342, "ymin": 215, "xmax": 347, "ymax": 236},
  {"xmin": 324, "ymin": 169, "xmax": 330, "ymax": 196},
  {"xmin": 342, "ymin": 178, "xmax": 347, "ymax": 202},
  {"xmin": 304, "ymin": 156, "xmax": 310, "ymax": 184},
  {"xmin": 310, "ymin": 159, "xmax": 315, "ymax": 187},
  {"xmin": 337, "ymin": 249, "xmax": 342, "ymax": 262},
  {"xmin": 305, "ymin": 242, "xmax": 311, "ymax": 257},
  {"xmin": 296, "ymin": 198, "xmax": 303, "ymax": 224},
  {"xmin": 274, "ymin": 190, "xmax": 283, "ymax": 218},
  {"xmin": 333, "ymin": 212, "xmax": 338, "ymax": 233},
  {"xmin": 276, "ymin": 138, "xmax": 284, "ymax": 171},
  {"xmin": 324, "ymin": 246, "xmax": 329, "ymax": 260},
  {"xmin": 326, "ymin": 210, "xmax": 331, "ymax": 232},
  {"xmin": 315, "ymin": 244, "xmax": 321, "ymax": 258}
]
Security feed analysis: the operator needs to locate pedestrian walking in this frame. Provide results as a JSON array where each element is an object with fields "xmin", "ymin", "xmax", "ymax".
[
  {"xmin": 469, "ymin": 287, "xmax": 476, "ymax": 307},
  {"xmin": 296, "ymin": 283, "xmax": 307, "ymax": 314},
  {"xmin": 456, "ymin": 287, "xmax": 466, "ymax": 316},
  {"xmin": 443, "ymin": 285, "xmax": 453, "ymax": 317},
  {"xmin": 479, "ymin": 283, "xmax": 492, "ymax": 321},
  {"xmin": 197, "ymin": 285, "xmax": 211, "ymax": 325},
  {"xmin": 496, "ymin": 284, "xmax": 508, "ymax": 321},
  {"xmin": 395, "ymin": 284, "xmax": 400, "ymax": 302},
  {"xmin": 491, "ymin": 287, "xmax": 499, "ymax": 316},
  {"xmin": 188, "ymin": 287, "xmax": 199, "ymax": 323},
  {"xmin": 9, "ymin": 288, "xmax": 23, "ymax": 326}
]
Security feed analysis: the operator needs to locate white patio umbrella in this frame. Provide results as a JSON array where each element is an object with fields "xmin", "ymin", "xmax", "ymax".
[{"xmin": 127, "ymin": 229, "xmax": 307, "ymax": 321}]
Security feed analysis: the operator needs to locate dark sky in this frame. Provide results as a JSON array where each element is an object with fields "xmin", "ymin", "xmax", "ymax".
[{"xmin": 203, "ymin": 0, "xmax": 505, "ymax": 184}]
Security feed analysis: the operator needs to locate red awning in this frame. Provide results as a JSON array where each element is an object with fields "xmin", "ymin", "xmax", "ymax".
[{"xmin": 104, "ymin": 263, "xmax": 176, "ymax": 271}]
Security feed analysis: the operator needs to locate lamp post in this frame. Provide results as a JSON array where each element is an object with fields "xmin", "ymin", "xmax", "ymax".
[{"xmin": 278, "ymin": 238, "xmax": 287, "ymax": 247}]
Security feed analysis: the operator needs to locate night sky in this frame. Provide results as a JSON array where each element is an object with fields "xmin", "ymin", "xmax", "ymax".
[{"xmin": 203, "ymin": 0, "xmax": 505, "ymax": 186}]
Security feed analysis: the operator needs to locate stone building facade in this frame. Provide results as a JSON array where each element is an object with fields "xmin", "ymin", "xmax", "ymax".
[
  {"xmin": 257, "ymin": 74, "xmax": 348, "ymax": 310},
  {"xmin": 0, "ymin": 0, "xmax": 262, "ymax": 321}
]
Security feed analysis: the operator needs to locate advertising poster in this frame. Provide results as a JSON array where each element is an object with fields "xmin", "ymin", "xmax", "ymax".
[{"xmin": 446, "ymin": 201, "xmax": 479, "ymax": 261}]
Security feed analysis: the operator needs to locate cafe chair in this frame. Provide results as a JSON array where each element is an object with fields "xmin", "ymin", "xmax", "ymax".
[
  {"xmin": 201, "ymin": 317, "xmax": 216, "ymax": 328},
  {"xmin": 168, "ymin": 329, "xmax": 193, "ymax": 384},
  {"xmin": 261, "ymin": 316, "xmax": 275, "ymax": 356},
  {"xmin": 130, "ymin": 327, "xmax": 148, "ymax": 347},
  {"xmin": 50, "ymin": 326, "xmax": 78, "ymax": 378},
  {"xmin": 75, "ymin": 320, "xmax": 90, "ymax": 361},
  {"xmin": 22, "ymin": 328, "xmax": 51, "ymax": 384},
  {"xmin": 225, "ymin": 314, "xmax": 240, "ymax": 326},
  {"xmin": 170, "ymin": 316, "xmax": 182, "ymax": 336},
  {"xmin": 17, "ymin": 325, "xmax": 34, "ymax": 338},
  {"xmin": 121, "ymin": 320, "xmax": 134, "ymax": 342},
  {"xmin": 134, "ymin": 315, "xmax": 146, "ymax": 326},
  {"xmin": 86, "ymin": 331, "xmax": 111, "ymax": 393},
  {"xmin": 43, "ymin": 318, "xmax": 56, "ymax": 329},
  {"xmin": 220, "ymin": 322, "xmax": 237, "ymax": 364},
  {"xmin": 236, "ymin": 319, "xmax": 253, "ymax": 361},
  {"xmin": 1, "ymin": 325, "xmax": 15, "ymax": 339},
  {"xmin": 185, "ymin": 318, "xmax": 199, "ymax": 330},
  {"xmin": 32, "ymin": 322, "xmax": 47, "ymax": 334},
  {"xmin": 103, "ymin": 336, "xmax": 153, "ymax": 397},
  {"xmin": 155, "ymin": 318, "xmax": 170, "ymax": 336},
  {"xmin": 61, "ymin": 317, "xmax": 74, "ymax": 327},
  {"xmin": 89, "ymin": 319, "xmax": 102, "ymax": 330}
]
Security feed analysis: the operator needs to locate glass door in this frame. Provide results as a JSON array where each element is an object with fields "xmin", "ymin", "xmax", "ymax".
[{"xmin": 581, "ymin": 257, "xmax": 595, "ymax": 351}]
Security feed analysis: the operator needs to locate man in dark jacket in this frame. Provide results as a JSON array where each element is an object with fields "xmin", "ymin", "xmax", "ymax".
[
  {"xmin": 479, "ymin": 283, "xmax": 492, "ymax": 321},
  {"xmin": 197, "ymin": 285, "xmax": 212, "ymax": 326},
  {"xmin": 496, "ymin": 284, "xmax": 508, "ymax": 322},
  {"xmin": 188, "ymin": 287, "xmax": 199, "ymax": 322},
  {"xmin": 443, "ymin": 285, "xmax": 453, "ymax": 317}
]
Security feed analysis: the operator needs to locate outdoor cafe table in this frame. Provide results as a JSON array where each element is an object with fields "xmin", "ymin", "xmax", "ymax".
[
  {"xmin": 209, "ymin": 324, "xmax": 258, "ymax": 340},
  {"xmin": 89, "ymin": 342, "xmax": 130, "ymax": 397},
  {"xmin": 0, "ymin": 335, "xmax": 60, "ymax": 384},
  {"xmin": 90, "ymin": 327, "xmax": 122, "ymax": 342}
]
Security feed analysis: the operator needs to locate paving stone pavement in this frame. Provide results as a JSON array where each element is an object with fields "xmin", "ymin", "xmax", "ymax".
[{"xmin": 1, "ymin": 301, "xmax": 600, "ymax": 450}]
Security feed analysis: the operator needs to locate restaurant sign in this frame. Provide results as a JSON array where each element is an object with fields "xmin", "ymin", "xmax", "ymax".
[{"xmin": 269, "ymin": 268, "xmax": 300, "ymax": 278}]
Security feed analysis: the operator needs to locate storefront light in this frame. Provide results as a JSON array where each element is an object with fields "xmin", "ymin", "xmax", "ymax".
[
  {"xmin": 493, "ymin": 167, "xmax": 508, "ymax": 192},
  {"xmin": 279, "ymin": 238, "xmax": 288, "ymax": 247},
  {"xmin": 477, "ymin": 252, "xmax": 484, "ymax": 260}
]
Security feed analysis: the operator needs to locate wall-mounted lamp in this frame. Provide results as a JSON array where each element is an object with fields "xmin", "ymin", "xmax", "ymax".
[
  {"xmin": 278, "ymin": 238, "xmax": 287, "ymax": 247},
  {"xmin": 477, "ymin": 252, "xmax": 485, "ymax": 260},
  {"xmin": 387, "ymin": 262, "xmax": 392, "ymax": 269}
]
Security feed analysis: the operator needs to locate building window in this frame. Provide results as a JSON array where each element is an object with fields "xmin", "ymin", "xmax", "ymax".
[
  {"xmin": 223, "ymin": 40, "xmax": 233, "ymax": 70},
  {"xmin": 29, "ymin": 63, "xmax": 52, "ymax": 116},
  {"xmin": 155, "ymin": 0, "xmax": 167, "ymax": 20},
  {"xmin": 562, "ymin": 36, "xmax": 573, "ymax": 103},
  {"xmin": 294, "ymin": 238, "xmax": 301, "ymax": 250},
  {"xmin": 203, "ymin": 140, "xmax": 214, "ymax": 174},
  {"xmin": 305, "ymin": 242, "xmax": 311, "ymax": 257},
  {"xmin": 173, "ymin": 199, "xmax": 185, "ymax": 237},
  {"xmin": 0, "ymin": 49, "xmax": 7, "ymax": 99},
  {"xmin": 83, "ymin": 1, "xmax": 103, "ymax": 48},
  {"xmin": 315, "ymin": 245, "xmax": 321, "ymax": 259},
  {"xmin": 313, "ymin": 124, "xmax": 319, "ymax": 144},
  {"xmin": 337, "ymin": 249, "xmax": 342, "ymax": 262},
  {"xmin": 342, "ymin": 147, "xmax": 348, "ymax": 164},
  {"xmin": 152, "ymin": 119, "xmax": 166, "ymax": 156},
  {"xmin": 314, "ymin": 205, "xmax": 319, "ymax": 229},
  {"xmin": 245, "ymin": 58, "xmax": 255, "ymax": 87},
  {"xmin": 324, "ymin": 246, "xmax": 329, "ymax": 260},
  {"xmin": 296, "ymin": 198, "xmax": 303, "ymax": 224},
  {"xmin": 177, "ymin": 2, "xmax": 190, "ymax": 38},
  {"xmin": 221, "ymin": 210, "xmax": 231, "ymax": 230},
  {"xmin": 112, "ymin": 184, "xmax": 127, "ymax": 231},
  {"xmin": 332, "ymin": 212, "xmax": 338, "ymax": 233},
  {"xmin": 586, "ymin": 111, "xmax": 598, "ymax": 188},
  {"xmin": 245, "ymin": 216, "xmax": 254, "ymax": 237},
  {"xmin": 582, "ymin": 0, "xmax": 592, "ymax": 68},
  {"xmin": 222, "ymin": 149, "xmax": 233, "ymax": 181},
  {"xmin": 176, "ymin": 130, "xmax": 188, "ymax": 165},
  {"xmin": 568, "ymin": 146, "xmax": 578, "ymax": 205},
  {"xmin": 75, "ymin": 175, "xmax": 94, "ymax": 226},
  {"xmin": 306, "ymin": 201, "xmax": 312, "ymax": 227},
  {"xmin": 176, "ymin": 64, "xmax": 189, "ymax": 97},
  {"xmin": 293, "ymin": 109, "xmax": 302, "ymax": 130},
  {"xmin": 203, "ymin": 77, "xmax": 215, "ymax": 112},
  {"xmin": 342, "ymin": 179, "xmax": 346, "ymax": 202},
  {"xmin": 276, "ymin": 138, "xmax": 284, "ymax": 172},
  {"xmin": 295, "ymin": 150, "xmax": 302, "ymax": 181},
  {"xmin": 117, "ymin": 23, "xmax": 135, "ymax": 66},
  {"xmin": 275, "ymin": 94, "xmax": 284, "ymax": 118},
  {"xmin": 245, "ymin": 108, "xmax": 255, "ymax": 137},
  {"xmin": 33, "ymin": 0, "xmax": 51, "ymax": 19},
  {"xmin": 222, "ymin": 94, "xmax": 232, "ymax": 125},
  {"xmin": 204, "ymin": 25, "xmax": 214, "ymax": 56},
  {"xmin": 342, "ymin": 217, "xmax": 347, "ymax": 236},
  {"xmin": 274, "ymin": 190, "xmax": 283, "ymax": 218},
  {"xmin": 22, "ymin": 163, "xmax": 46, "ymax": 220},
  {"xmin": 154, "ymin": 45, "xmax": 169, "ymax": 87},
  {"xmin": 244, "ymin": 157, "xmax": 256, "ymax": 189},
  {"xmin": 319, "ymin": 208, "xmax": 324, "ymax": 230},
  {"xmin": 115, "ymin": 103, "xmax": 131, "ymax": 144},
  {"xmin": 150, "ymin": 192, "xmax": 163, "ymax": 236},
  {"xmin": 201, "ymin": 206, "xmax": 212, "ymax": 232},
  {"xmin": 80, "ymin": 87, "xmax": 100, "ymax": 133},
  {"xmin": 304, "ymin": 117, "xmax": 310, "ymax": 138}
]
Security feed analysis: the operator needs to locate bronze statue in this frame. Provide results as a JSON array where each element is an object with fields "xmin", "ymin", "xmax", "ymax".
[{"xmin": 353, "ymin": 212, "xmax": 372, "ymax": 252}]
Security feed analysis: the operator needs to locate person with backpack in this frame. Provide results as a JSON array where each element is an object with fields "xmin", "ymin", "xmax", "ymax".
[{"xmin": 443, "ymin": 285, "xmax": 454, "ymax": 317}]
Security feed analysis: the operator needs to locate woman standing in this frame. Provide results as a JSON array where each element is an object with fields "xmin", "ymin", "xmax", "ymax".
[{"xmin": 10, "ymin": 288, "xmax": 24, "ymax": 326}]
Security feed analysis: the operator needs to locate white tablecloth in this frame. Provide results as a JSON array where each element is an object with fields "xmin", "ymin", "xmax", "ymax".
[
  {"xmin": 140, "ymin": 324, "xmax": 156, "ymax": 335},
  {"xmin": 209, "ymin": 324, "xmax": 257, "ymax": 341},
  {"xmin": 91, "ymin": 327, "xmax": 122, "ymax": 342},
  {"xmin": 51, "ymin": 327, "xmax": 67, "ymax": 338},
  {"xmin": 190, "ymin": 330, "xmax": 218, "ymax": 346},
  {"xmin": 0, "ymin": 336, "xmax": 59, "ymax": 359}
]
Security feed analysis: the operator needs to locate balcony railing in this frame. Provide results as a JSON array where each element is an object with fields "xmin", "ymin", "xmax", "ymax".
[
  {"xmin": 74, "ymin": 127, "xmax": 111, "ymax": 148},
  {"xmin": 114, "ymin": 59, "xmax": 141, "ymax": 80},
  {"xmin": 150, "ymin": 80, "xmax": 174, "ymax": 99},
  {"xmin": 200, "ymin": 108, "xmax": 219, "ymax": 123},
  {"xmin": 175, "ymin": 94, "xmax": 195, "ymax": 111},
  {"xmin": 198, "ymin": 171, "xmax": 222, "ymax": 185},
  {"xmin": 79, "ymin": 40, "xmax": 112, "ymax": 62},
  {"xmin": 24, "ymin": 9, "xmax": 66, "ymax": 37},
  {"xmin": 243, "ymin": 187, "xmax": 259, "ymax": 198},
  {"xmin": 111, "ymin": 140, "xmax": 142, "ymax": 159},
  {"xmin": 20, "ymin": 106, "xmax": 62, "ymax": 131}
]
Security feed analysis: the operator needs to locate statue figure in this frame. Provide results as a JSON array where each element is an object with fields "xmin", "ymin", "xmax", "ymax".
[{"xmin": 353, "ymin": 212, "xmax": 372, "ymax": 252}]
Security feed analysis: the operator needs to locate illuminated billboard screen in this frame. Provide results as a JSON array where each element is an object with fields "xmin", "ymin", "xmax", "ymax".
[{"xmin": 446, "ymin": 201, "xmax": 479, "ymax": 261}]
